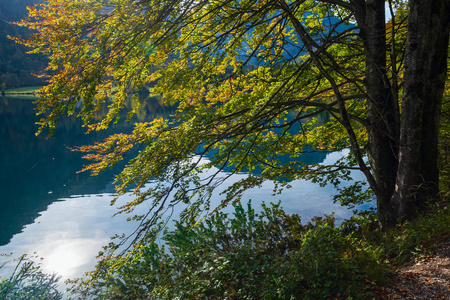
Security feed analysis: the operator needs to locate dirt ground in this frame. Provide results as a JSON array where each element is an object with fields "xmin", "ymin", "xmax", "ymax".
[{"xmin": 377, "ymin": 241, "xmax": 450, "ymax": 299}]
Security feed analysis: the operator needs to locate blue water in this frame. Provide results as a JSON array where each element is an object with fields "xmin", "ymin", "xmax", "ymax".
[{"xmin": 0, "ymin": 96, "xmax": 368, "ymax": 294}]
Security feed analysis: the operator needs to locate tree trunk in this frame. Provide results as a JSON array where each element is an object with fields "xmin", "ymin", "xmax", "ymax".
[
  {"xmin": 389, "ymin": 0, "xmax": 450, "ymax": 225},
  {"xmin": 419, "ymin": 0, "xmax": 450, "ymax": 200},
  {"xmin": 353, "ymin": 0, "xmax": 399, "ymax": 225}
]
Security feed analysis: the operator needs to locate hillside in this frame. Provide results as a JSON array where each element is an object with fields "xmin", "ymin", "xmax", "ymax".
[{"xmin": 0, "ymin": 0, "xmax": 46, "ymax": 88}]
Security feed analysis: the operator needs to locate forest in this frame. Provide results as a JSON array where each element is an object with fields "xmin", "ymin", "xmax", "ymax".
[{"xmin": 0, "ymin": 0, "xmax": 46, "ymax": 88}]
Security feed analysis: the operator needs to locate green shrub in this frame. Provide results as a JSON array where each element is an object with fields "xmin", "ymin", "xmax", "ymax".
[{"xmin": 70, "ymin": 202, "xmax": 386, "ymax": 299}]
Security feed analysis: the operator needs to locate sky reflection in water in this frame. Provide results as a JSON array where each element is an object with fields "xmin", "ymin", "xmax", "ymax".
[
  {"xmin": 0, "ymin": 96, "xmax": 369, "ymax": 296},
  {"xmin": 1, "ymin": 150, "xmax": 365, "ymax": 282}
]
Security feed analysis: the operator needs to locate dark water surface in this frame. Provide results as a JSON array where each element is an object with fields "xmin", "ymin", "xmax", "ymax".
[{"xmin": 0, "ymin": 96, "xmax": 366, "ymax": 293}]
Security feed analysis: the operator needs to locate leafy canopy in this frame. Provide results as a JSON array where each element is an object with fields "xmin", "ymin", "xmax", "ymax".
[{"xmin": 15, "ymin": 0, "xmax": 408, "ymax": 244}]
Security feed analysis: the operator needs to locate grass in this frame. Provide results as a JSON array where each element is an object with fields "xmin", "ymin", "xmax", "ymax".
[
  {"xmin": 4, "ymin": 86, "xmax": 42, "ymax": 94},
  {"xmin": 2, "ymin": 94, "xmax": 39, "ymax": 100},
  {"xmin": 370, "ymin": 201, "xmax": 450, "ymax": 264}
]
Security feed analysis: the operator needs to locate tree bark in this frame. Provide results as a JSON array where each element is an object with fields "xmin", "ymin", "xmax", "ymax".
[
  {"xmin": 389, "ymin": 0, "xmax": 450, "ymax": 225},
  {"xmin": 353, "ymin": 0, "xmax": 399, "ymax": 225},
  {"xmin": 419, "ymin": 0, "xmax": 450, "ymax": 200}
]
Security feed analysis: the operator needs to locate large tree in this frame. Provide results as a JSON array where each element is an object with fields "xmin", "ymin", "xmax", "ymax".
[{"xmin": 16, "ymin": 0, "xmax": 449, "ymax": 235}]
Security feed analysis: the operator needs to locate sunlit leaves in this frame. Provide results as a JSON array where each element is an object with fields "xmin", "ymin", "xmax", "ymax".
[{"xmin": 16, "ymin": 0, "xmax": 388, "ymax": 250}]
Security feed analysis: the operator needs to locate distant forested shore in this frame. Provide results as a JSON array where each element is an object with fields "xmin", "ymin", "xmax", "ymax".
[{"xmin": 0, "ymin": 0, "xmax": 47, "ymax": 89}]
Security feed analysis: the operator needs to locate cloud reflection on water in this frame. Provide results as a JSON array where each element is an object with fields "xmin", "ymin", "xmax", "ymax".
[{"xmin": 0, "ymin": 149, "xmax": 370, "ymax": 298}]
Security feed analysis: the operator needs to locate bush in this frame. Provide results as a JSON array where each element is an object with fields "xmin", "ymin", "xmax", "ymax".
[{"xmin": 70, "ymin": 202, "xmax": 385, "ymax": 299}]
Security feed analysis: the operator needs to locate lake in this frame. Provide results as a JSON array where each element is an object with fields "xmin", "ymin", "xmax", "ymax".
[{"xmin": 0, "ymin": 95, "xmax": 369, "ymax": 296}]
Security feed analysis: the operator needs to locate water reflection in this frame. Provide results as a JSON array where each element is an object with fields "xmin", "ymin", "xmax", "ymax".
[
  {"xmin": 0, "ymin": 193, "xmax": 147, "ymax": 279},
  {"xmin": 0, "ymin": 94, "xmax": 366, "ymax": 296},
  {"xmin": 0, "ymin": 95, "xmax": 171, "ymax": 246},
  {"xmin": 0, "ymin": 94, "xmax": 333, "ymax": 246}
]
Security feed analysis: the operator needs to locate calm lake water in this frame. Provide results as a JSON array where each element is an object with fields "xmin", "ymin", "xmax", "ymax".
[{"xmin": 0, "ymin": 95, "xmax": 368, "ymax": 295}]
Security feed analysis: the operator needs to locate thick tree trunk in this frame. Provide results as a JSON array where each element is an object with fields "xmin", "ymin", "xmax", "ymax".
[
  {"xmin": 353, "ymin": 0, "xmax": 449, "ymax": 226},
  {"xmin": 419, "ymin": 0, "xmax": 450, "ymax": 200},
  {"xmin": 389, "ymin": 0, "xmax": 450, "ymax": 225},
  {"xmin": 353, "ymin": 0, "xmax": 399, "ymax": 225}
]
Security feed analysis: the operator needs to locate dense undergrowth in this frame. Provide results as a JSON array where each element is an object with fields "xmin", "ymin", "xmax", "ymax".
[
  {"xmin": 70, "ymin": 202, "xmax": 382, "ymax": 299},
  {"xmin": 63, "ymin": 198, "xmax": 449, "ymax": 300},
  {"xmin": 1, "ymin": 196, "xmax": 449, "ymax": 299}
]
